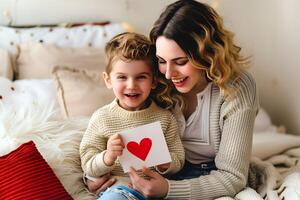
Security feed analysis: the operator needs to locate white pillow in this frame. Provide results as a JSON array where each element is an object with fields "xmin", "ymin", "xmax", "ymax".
[
  {"xmin": 0, "ymin": 23, "xmax": 129, "ymax": 55},
  {"xmin": 253, "ymin": 108, "xmax": 277, "ymax": 133},
  {"xmin": 14, "ymin": 79, "xmax": 58, "ymax": 109},
  {"xmin": 0, "ymin": 77, "xmax": 59, "ymax": 116},
  {"xmin": 252, "ymin": 132, "xmax": 300, "ymax": 159}
]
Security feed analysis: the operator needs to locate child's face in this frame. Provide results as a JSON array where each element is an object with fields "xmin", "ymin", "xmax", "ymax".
[{"xmin": 104, "ymin": 59, "xmax": 154, "ymax": 111}]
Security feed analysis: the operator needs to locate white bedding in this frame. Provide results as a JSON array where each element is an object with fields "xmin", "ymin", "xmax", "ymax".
[
  {"xmin": 0, "ymin": 78, "xmax": 95, "ymax": 199},
  {"xmin": 1, "ymin": 78, "xmax": 300, "ymax": 200}
]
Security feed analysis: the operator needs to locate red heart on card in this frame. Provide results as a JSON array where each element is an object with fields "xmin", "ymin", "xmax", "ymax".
[{"xmin": 127, "ymin": 138, "xmax": 152, "ymax": 161}]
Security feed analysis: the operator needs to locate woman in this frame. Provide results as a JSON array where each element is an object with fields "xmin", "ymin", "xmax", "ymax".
[{"xmin": 87, "ymin": 0, "xmax": 259, "ymax": 199}]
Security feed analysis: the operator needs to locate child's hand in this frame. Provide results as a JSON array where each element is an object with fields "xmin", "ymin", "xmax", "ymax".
[
  {"xmin": 104, "ymin": 134, "xmax": 124, "ymax": 166},
  {"xmin": 156, "ymin": 162, "xmax": 170, "ymax": 172}
]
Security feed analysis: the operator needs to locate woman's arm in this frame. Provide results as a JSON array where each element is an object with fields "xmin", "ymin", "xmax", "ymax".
[{"xmin": 129, "ymin": 72, "xmax": 259, "ymax": 199}]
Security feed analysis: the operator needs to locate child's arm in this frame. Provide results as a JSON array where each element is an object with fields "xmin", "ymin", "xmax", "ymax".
[
  {"xmin": 156, "ymin": 114, "xmax": 185, "ymax": 175},
  {"xmin": 80, "ymin": 111, "xmax": 123, "ymax": 177}
]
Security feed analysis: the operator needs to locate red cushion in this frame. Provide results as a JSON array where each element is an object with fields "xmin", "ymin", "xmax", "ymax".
[{"xmin": 0, "ymin": 141, "xmax": 72, "ymax": 200}]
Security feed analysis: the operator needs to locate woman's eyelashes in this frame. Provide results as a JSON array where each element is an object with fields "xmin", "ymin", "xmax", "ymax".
[
  {"xmin": 158, "ymin": 59, "xmax": 166, "ymax": 65},
  {"xmin": 175, "ymin": 59, "xmax": 188, "ymax": 66},
  {"xmin": 157, "ymin": 58, "xmax": 188, "ymax": 66}
]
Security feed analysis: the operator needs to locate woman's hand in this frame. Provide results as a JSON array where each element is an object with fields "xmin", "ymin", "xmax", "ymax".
[
  {"xmin": 104, "ymin": 134, "xmax": 124, "ymax": 166},
  {"xmin": 128, "ymin": 167, "xmax": 169, "ymax": 198},
  {"xmin": 86, "ymin": 173, "xmax": 116, "ymax": 195}
]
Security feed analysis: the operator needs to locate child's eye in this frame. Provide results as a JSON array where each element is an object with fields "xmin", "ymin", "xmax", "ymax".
[
  {"xmin": 137, "ymin": 76, "xmax": 147, "ymax": 80},
  {"xmin": 117, "ymin": 76, "xmax": 126, "ymax": 80}
]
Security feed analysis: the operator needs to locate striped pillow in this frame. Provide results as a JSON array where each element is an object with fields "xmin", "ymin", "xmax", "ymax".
[{"xmin": 0, "ymin": 141, "xmax": 72, "ymax": 200}]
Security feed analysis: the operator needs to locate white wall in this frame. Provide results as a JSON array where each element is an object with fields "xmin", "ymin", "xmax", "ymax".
[
  {"xmin": 0, "ymin": 0, "xmax": 175, "ymax": 34},
  {"xmin": 216, "ymin": 0, "xmax": 300, "ymax": 134},
  {"xmin": 0, "ymin": 0, "xmax": 300, "ymax": 134}
]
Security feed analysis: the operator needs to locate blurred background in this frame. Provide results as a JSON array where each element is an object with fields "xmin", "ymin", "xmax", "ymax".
[{"xmin": 1, "ymin": 0, "xmax": 299, "ymax": 134}]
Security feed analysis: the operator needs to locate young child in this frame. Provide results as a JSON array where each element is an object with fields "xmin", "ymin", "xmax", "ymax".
[{"xmin": 79, "ymin": 32, "xmax": 184, "ymax": 200}]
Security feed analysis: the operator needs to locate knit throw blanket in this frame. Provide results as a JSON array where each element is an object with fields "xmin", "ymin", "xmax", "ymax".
[{"xmin": 217, "ymin": 144, "xmax": 300, "ymax": 200}]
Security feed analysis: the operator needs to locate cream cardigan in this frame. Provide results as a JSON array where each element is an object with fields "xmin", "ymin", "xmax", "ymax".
[{"xmin": 166, "ymin": 71, "xmax": 259, "ymax": 199}]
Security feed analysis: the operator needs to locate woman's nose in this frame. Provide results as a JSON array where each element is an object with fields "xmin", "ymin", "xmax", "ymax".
[{"xmin": 165, "ymin": 64, "xmax": 175, "ymax": 80}]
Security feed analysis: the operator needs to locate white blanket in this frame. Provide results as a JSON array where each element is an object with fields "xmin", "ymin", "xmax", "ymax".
[
  {"xmin": 1, "ymin": 80, "xmax": 300, "ymax": 199},
  {"xmin": 0, "ymin": 96, "xmax": 95, "ymax": 199},
  {"xmin": 216, "ymin": 134, "xmax": 300, "ymax": 200}
]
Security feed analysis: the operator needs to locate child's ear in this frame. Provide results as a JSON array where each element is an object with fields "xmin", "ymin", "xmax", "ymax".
[{"xmin": 103, "ymin": 72, "xmax": 112, "ymax": 89}]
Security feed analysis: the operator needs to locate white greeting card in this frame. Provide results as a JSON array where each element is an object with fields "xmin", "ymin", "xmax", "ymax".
[{"xmin": 118, "ymin": 121, "xmax": 171, "ymax": 173}]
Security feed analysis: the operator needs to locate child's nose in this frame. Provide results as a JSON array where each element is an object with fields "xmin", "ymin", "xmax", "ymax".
[{"xmin": 127, "ymin": 79, "xmax": 136, "ymax": 89}]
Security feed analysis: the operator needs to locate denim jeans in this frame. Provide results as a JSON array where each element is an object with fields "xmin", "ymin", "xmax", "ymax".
[
  {"xmin": 98, "ymin": 185, "xmax": 147, "ymax": 200},
  {"xmin": 169, "ymin": 160, "xmax": 217, "ymax": 180}
]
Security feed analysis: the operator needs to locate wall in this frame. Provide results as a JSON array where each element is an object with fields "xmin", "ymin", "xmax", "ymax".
[
  {"xmin": 0, "ymin": 0, "xmax": 299, "ymax": 134},
  {"xmin": 0, "ymin": 0, "xmax": 175, "ymax": 34},
  {"xmin": 216, "ymin": 0, "xmax": 300, "ymax": 134}
]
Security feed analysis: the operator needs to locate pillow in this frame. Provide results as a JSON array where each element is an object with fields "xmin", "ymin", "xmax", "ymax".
[
  {"xmin": 253, "ymin": 107, "xmax": 278, "ymax": 133},
  {"xmin": 252, "ymin": 132, "xmax": 300, "ymax": 159},
  {"xmin": 15, "ymin": 43, "xmax": 106, "ymax": 79},
  {"xmin": 0, "ymin": 77, "xmax": 60, "ymax": 117},
  {"xmin": 52, "ymin": 66, "xmax": 114, "ymax": 118},
  {"xmin": 0, "ymin": 23, "xmax": 130, "ymax": 55},
  {"xmin": 0, "ymin": 141, "xmax": 72, "ymax": 200},
  {"xmin": 0, "ymin": 48, "xmax": 13, "ymax": 80}
]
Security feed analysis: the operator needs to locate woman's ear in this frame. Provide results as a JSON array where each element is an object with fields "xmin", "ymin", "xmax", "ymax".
[{"xmin": 103, "ymin": 72, "xmax": 112, "ymax": 89}]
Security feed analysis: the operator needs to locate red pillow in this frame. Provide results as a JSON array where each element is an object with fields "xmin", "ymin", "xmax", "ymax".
[{"xmin": 0, "ymin": 141, "xmax": 72, "ymax": 200}]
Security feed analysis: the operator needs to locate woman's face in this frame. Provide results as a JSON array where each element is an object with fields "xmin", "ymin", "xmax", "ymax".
[{"xmin": 155, "ymin": 36, "xmax": 207, "ymax": 94}]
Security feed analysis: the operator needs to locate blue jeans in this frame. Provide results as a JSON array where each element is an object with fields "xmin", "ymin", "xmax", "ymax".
[
  {"xmin": 169, "ymin": 160, "xmax": 216, "ymax": 180},
  {"xmin": 98, "ymin": 185, "xmax": 147, "ymax": 200}
]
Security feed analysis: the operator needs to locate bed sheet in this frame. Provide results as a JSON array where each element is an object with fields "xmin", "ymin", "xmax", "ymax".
[{"xmin": 1, "ymin": 78, "xmax": 300, "ymax": 199}]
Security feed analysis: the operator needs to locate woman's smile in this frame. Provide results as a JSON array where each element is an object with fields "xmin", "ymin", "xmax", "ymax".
[{"xmin": 172, "ymin": 77, "xmax": 188, "ymax": 87}]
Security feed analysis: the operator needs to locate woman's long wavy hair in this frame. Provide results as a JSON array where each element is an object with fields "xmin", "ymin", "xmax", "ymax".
[{"xmin": 150, "ymin": 0, "xmax": 249, "ymax": 110}]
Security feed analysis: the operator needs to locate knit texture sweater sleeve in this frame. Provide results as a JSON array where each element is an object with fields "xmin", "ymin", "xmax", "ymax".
[
  {"xmin": 79, "ymin": 105, "xmax": 115, "ymax": 177},
  {"xmin": 166, "ymin": 72, "xmax": 259, "ymax": 200},
  {"xmin": 156, "ymin": 113, "xmax": 185, "ymax": 175}
]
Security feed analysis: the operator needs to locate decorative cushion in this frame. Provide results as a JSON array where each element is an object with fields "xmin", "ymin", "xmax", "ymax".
[
  {"xmin": 0, "ymin": 141, "xmax": 72, "ymax": 200},
  {"xmin": 0, "ymin": 48, "xmax": 13, "ymax": 80},
  {"xmin": 15, "ymin": 43, "xmax": 105, "ymax": 79},
  {"xmin": 52, "ymin": 66, "xmax": 115, "ymax": 118},
  {"xmin": 0, "ymin": 23, "xmax": 130, "ymax": 55}
]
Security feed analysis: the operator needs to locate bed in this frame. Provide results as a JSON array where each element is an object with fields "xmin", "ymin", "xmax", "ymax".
[{"xmin": 1, "ymin": 1, "xmax": 300, "ymax": 200}]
